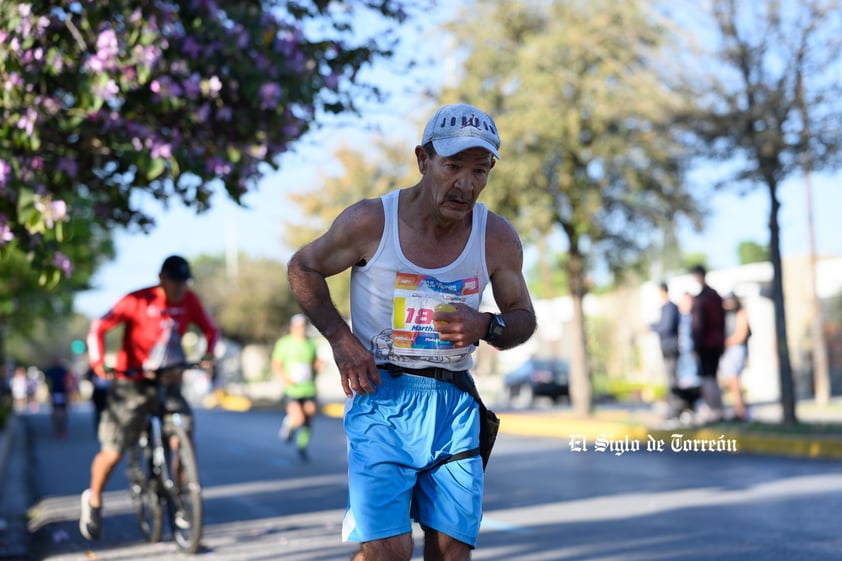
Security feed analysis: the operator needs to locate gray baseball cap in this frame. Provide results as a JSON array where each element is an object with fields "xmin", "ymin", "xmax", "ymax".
[{"xmin": 421, "ymin": 103, "xmax": 501, "ymax": 159}]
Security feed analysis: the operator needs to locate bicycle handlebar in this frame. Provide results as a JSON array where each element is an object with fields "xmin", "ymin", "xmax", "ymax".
[{"xmin": 105, "ymin": 362, "xmax": 205, "ymax": 379}]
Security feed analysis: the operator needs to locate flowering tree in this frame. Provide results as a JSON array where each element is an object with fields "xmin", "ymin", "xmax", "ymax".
[{"xmin": 0, "ymin": 0, "xmax": 418, "ymax": 282}]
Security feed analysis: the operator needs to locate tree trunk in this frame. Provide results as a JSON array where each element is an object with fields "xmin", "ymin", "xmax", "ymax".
[
  {"xmin": 768, "ymin": 182, "xmax": 798, "ymax": 424},
  {"xmin": 567, "ymin": 247, "xmax": 593, "ymax": 416}
]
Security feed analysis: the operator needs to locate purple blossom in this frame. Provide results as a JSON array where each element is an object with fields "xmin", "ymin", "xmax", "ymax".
[
  {"xmin": 16, "ymin": 107, "xmax": 37, "ymax": 135},
  {"xmin": 3, "ymin": 72, "xmax": 23, "ymax": 92},
  {"xmin": 96, "ymin": 29, "xmax": 119, "ymax": 60},
  {"xmin": 57, "ymin": 157, "xmax": 78, "ymax": 178},
  {"xmin": 183, "ymin": 73, "xmax": 201, "ymax": 99},
  {"xmin": 207, "ymin": 76, "xmax": 222, "ymax": 96},
  {"xmin": 150, "ymin": 142, "xmax": 172, "ymax": 159},
  {"xmin": 95, "ymin": 78, "xmax": 119, "ymax": 100},
  {"xmin": 217, "ymin": 107, "xmax": 232, "ymax": 121},
  {"xmin": 150, "ymin": 76, "xmax": 183, "ymax": 98},
  {"xmin": 52, "ymin": 251, "xmax": 73, "ymax": 278},
  {"xmin": 133, "ymin": 44, "xmax": 159, "ymax": 67},
  {"xmin": 47, "ymin": 51, "xmax": 64, "ymax": 73},
  {"xmin": 182, "ymin": 37, "xmax": 202, "ymax": 58},
  {"xmin": 0, "ymin": 216, "xmax": 13, "ymax": 245},
  {"xmin": 259, "ymin": 83, "xmax": 282, "ymax": 110},
  {"xmin": 0, "ymin": 159, "xmax": 11, "ymax": 187},
  {"xmin": 34, "ymin": 196, "xmax": 69, "ymax": 228},
  {"xmin": 207, "ymin": 157, "xmax": 231, "ymax": 176},
  {"xmin": 121, "ymin": 66, "xmax": 137, "ymax": 82},
  {"xmin": 325, "ymin": 70, "xmax": 341, "ymax": 91},
  {"xmin": 196, "ymin": 103, "xmax": 210, "ymax": 122}
]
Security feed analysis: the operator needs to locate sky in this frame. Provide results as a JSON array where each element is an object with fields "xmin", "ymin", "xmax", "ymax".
[{"xmin": 72, "ymin": 4, "xmax": 842, "ymax": 318}]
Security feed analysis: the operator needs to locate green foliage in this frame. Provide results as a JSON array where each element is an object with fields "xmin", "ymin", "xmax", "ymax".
[
  {"xmin": 737, "ymin": 240, "xmax": 769, "ymax": 265},
  {"xmin": 443, "ymin": 0, "xmax": 702, "ymax": 279},
  {"xmin": 190, "ymin": 253, "xmax": 300, "ymax": 345},
  {"xmin": 5, "ymin": 312, "xmax": 92, "ymax": 369},
  {"xmin": 681, "ymin": 252, "xmax": 708, "ymax": 272},
  {"xmin": 0, "ymin": 0, "xmax": 424, "ymax": 279},
  {"xmin": 440, "ymin": 0, "xmax": 702, "ymax": 414},
  {"xmin": 679, "ymin": 1, "xmax": 842, "ymax": 183},
  {"xmin": 526, "ymin": 242, "xmax": 569, "ymax": 299},
  {"xmin": 592, "ymin": 371, "xmax": 667, "ymax": 402}
]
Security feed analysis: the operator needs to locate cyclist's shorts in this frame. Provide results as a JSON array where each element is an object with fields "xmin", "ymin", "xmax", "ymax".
[
  {"xmin": 99, "ymin": 381, "xmax": 193, "ymax": 453},
  {"xmin": 341, "ymin": 370, "xmax": 483, "ymax": 548}
]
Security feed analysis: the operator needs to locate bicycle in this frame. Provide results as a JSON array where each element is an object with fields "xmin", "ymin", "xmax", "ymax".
[{"xmin": 118, "ymin": 362, "xmax": 204, "ymax": 554}]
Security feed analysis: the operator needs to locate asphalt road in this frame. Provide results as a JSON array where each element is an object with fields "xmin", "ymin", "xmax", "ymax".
[{"xmin": 20, "ymin": 404, "xmax": 842, "ymax": 561}]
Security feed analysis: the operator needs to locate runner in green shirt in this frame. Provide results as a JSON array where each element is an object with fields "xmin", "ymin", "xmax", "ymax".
[{"xmin": 272, "ymin": 314, "xmax": 322, "ymax": 461}]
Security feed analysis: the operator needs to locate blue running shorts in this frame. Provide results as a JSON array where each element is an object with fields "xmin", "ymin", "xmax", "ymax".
[{"xmin": 342, "ymin": 370, "xmax": 483, "ymax": 548}]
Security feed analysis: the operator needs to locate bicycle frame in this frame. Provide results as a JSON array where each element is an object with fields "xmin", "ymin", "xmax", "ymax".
[{"xmin": 125, "ymin": 363, "xmax": 203, "ymax": 553}]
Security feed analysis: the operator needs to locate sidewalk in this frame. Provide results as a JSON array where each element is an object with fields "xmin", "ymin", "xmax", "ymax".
[{"xmin": 0, "ymin": 414, "xmax": 34, "ymax": 560}]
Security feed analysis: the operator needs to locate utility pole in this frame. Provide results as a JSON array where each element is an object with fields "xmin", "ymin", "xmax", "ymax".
[{"xmin": 805, "ymin": 171, "xmax": 830, "ymax": 404}]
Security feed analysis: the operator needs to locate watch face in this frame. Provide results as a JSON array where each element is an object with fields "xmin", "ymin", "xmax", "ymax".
[{"xmin": 488, "ymin": 314, "xmax": 505, "ymax": 340}]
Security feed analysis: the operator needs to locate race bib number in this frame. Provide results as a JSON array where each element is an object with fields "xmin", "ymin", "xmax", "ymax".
[
  {"xmin": 391, "ymin": 272, "xmax": 480, "ymax": 357},
  {"xmin": 288, "ymin": 363, "xmax": 313, "ymax": 384}
]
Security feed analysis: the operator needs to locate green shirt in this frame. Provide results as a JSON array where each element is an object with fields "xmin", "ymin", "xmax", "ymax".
[{"xmin": 271, "ymin": 335, "xmax": 318, "ymax": 399}]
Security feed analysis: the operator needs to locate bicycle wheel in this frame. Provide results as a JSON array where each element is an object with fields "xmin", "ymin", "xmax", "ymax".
[
  {"xmin": 162, "ymin": 425, "xmax": 203, "ymax": 554},
  {"xmin": 128, "ymin": 437, "xmax": 163, "ymax": 543}
]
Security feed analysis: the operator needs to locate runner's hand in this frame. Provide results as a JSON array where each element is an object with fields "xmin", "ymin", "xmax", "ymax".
[{"xmin": 331, "ymin": 335, "xmax": 380, "ymax": 397}]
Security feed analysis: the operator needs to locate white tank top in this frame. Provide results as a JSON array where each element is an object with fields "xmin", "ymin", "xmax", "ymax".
[{"xmin": 350, "ymin": 190, "xmax": 490, "ymax": 371}]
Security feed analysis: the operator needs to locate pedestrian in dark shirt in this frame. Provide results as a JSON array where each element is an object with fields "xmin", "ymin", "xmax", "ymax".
[
  {"xmin": 44, "ymin": 356, "xmax": 73, "ymax": 438},
  {"xmin": 689, "ymin": 265, "xmax": 725, "ymax": 422},
  {"xmin": 649, "ymin": 282, "xmax": 686, "ymax": 419}
]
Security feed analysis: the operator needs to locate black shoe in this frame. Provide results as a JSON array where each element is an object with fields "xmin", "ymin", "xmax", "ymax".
[
  {"xmin": 79, "ymin": 489, "xmax": 102, "ymax": 541},
  {"xmin": 298, "ymin": 447, "xmax": 309, "ymax": 463}
]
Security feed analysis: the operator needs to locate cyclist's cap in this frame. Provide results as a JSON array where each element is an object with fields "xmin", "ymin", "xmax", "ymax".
[
  {"xmin": 421, "ymin": 103, "xmax": 501, "ymax": 159},
  {"xmin": 160, "ymin": 255, "xmax": 192, "ymax": 281}
]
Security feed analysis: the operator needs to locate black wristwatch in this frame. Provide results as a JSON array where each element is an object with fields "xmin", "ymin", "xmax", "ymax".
[{"xmin": 483, "ymin": 313, "xmax": 506, "ymax": 343}]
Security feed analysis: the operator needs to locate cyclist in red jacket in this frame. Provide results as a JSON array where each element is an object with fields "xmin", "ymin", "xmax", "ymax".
[{"xmin": 80, "ymin": 255, "xmax": 219, "ymax": 542}]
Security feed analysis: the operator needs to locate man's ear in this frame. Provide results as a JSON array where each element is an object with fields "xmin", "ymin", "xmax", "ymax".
[{"xmin": 415, "ymin": 145, "xmax": 428, "ymax": 174}]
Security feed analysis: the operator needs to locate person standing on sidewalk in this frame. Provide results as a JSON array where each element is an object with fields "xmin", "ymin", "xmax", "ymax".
[
  {"xmin": 649, "ymin": 282, "xmax": 681, "ymax": 413},
  {"xmin": 719, "ymin": 292, "xmax": 751, "ymax": 420},
  {"xmin": 288, "ymin": 103, "xmax": 536, "ymax": 561},
  {"xmin": 79, "ymin": 255, "xmax": 219, "ymax": 542},
  {"xmin": 689, "ymin": 264, "xmax": 725, "ymax": 423},
  {"xmin": 272, "ymin": 313, "xmax": 323, "ymax": 462}
]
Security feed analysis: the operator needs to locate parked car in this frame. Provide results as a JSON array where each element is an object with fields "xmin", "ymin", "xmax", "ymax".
[{"xmin": 503, "ymin": 357, "xmax": 570, "ymax": 407}]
